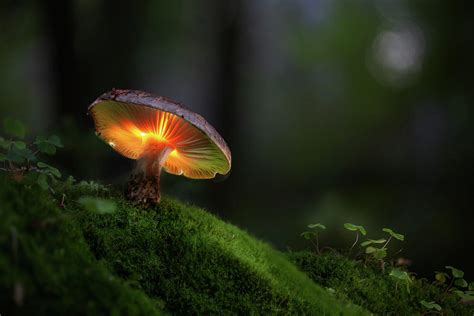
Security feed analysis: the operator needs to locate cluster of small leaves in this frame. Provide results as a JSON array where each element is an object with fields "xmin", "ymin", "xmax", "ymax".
[
  {"xmin": 301, "ymin": 222, "xmax": 405, "ymax": 263},
  {"xmin": 301, "ymin": 223, "xmax": 326, "ymax": 240},
  {"xmin": 300, "ymin": 221, "xmax": 472, "ymax": 312},
  {"xmin": 418, "ymin": 266, "xmax": 474, "ymax": 313},
  {"xmin": 436, "ymin": 266, "xmax": 474, "ymax": 303},
  {"xmin": 361, "ymin": 227, "xmax": 404, "ymax": 261},
  {"xmin": 300, "ymin": 223, "xmax": 326, "ymax": 254},
  {"xmin": 0, "ymin": 118, "xmax": 64, "ymax": 191},
  {"xmin": 389, "ymin": 268, "xmax": 413, "ymax": 293},
  {"xmin": 420, "ymin": 300, "xmax": 442, "ymax": 312}
]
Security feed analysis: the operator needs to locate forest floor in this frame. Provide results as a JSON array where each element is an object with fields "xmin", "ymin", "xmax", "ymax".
[{"xmin": 1, "ymin": 176, "xmax": 473, "ymax": 315}]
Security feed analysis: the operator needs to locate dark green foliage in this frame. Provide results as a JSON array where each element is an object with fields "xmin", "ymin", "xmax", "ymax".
[
  {"xmin": 0, "ymin": 177, "xmax": 365, "ymax": 315},
  {"xmin": 0, "ymin": 119, "xmax": 63, "ymax": 191},
  {"xmin": 289, "ymin": 251, "xmax": 474, "ymax": 315},
  {"xmin": 0, "ymin": 178, "xmax": 166, "ymax": 315}
]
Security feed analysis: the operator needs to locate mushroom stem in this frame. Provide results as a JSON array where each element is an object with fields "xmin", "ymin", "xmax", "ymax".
[{"xmin": 126, "ymin": 141, "xmax": 172, "ymax": 206}]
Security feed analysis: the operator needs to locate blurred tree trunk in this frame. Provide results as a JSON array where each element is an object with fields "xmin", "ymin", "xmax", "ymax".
[
  {"xmin": 40, "ymin": 0, "xmax": 78, "ymax": 125},
  {"xmin": 40, "ymin": 0, "xmax": 148, "ymax": 128},
  {"xmin": 208, "ymin": 0, "xmax": 244, "ymax": 211}
]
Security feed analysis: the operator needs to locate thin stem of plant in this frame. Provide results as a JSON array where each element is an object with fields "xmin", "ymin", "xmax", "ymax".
[
  {"xmin": 444, "ymin": 277, "xmax": 455, "ymax": 294},
  {"xmin": 350, "ymin": 232, "xmax": 359, "ymax": 251},
  {"xmin": 382, "ymin": 236, "xmax": 392, "ymax": 250},
  {"xmin": 313, "ymin": 233, "xmax": 320, "ymax": 254}
]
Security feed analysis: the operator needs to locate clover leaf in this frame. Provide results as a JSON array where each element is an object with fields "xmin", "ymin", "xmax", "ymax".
[
  {"xmin": 446, "ymin": 266, "xmax": 464, "ymax": 278},
  {"xmin": 382, "ymin": 228, "xmax": 404, "ymax": 241},
  {"xmin": 420, "ymin": 300, "xmax": 442, "ymax": 311},
  {"xmin": 344, "ymin": 223, "xmax": 367, "ymax": 235}
]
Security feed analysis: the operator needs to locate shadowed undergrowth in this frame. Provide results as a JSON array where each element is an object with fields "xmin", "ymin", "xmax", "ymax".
[{"xmin": 289, "ymin": 251, "xmax": 473, "ymax": 315}]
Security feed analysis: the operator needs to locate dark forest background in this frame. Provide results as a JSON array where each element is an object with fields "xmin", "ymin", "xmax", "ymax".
[{"xmin": 1, "ymin": 0, "xmax": 473, "ymax": 277}]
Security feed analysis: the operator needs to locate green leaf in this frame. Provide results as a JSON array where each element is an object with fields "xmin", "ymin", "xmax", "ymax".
[
  {"xmin": 420, "ymin": 300, "xmax": 442, "ymax": 311},
  {"xmin": 13, "ymin": 141, "xmax": 26, "ymax": 149},
  {"xmin": 390, "ymin": 269, "xmax": 411, "ymax": 282},
  {"xmin": 455, "ymin": 279, "xmax": 468, "ymax": 288},
  {"xmin": 365, "ymin": 246, "xmax": 376, "ymax": 254},
  {"xmin": 344, "ymin": 223, "xmax": 357, "ymax": 231},
  {"xmin": 308, "ymin": 223, "xmax": 326, "ymax": 230},
  {"xmin": 361, "ymin": 239, "xmax": 386, "ymax": 247},
  {"xmin": 37, "ymin": 142, "xmax": 56, "ymax": 155},
  {"xmin": 3, "ymin": 118, "xmax": 26, "ymax": 139},
  {"xmin": 34, "ymin": 135, "xmax": 63, "ymax": 153},
  {"xmin": 37, "ymin": 162, "xmax": 61, "ymax": 178},
  {"xmin": 373, "ymin": 248, "xmax": 387, "ymax": 260},
  {"xmin": 446, "ymin": 266, "xmax": 464, "ymax": 278},
  {"xmin": 366, "ymin": 246, "xmax": 387, "ymax": 258},
  {"xmin": 37, "ymin": 174, "xmax": 49, "ymax": 190},
  {"xmin": 0, "ymin": 136, "xmax": 10, "ymax": 149},
  {"xmin": 300, "ymin": 231, "xmax": 316, "ymax": 240},
  {"xmin": 6, "ymin": 147, "xmax": 36, "ymax": 163},
  {"xmin": 78, "ymin": 196, "xmax": 116, "ymax": 214},
  {"xmin": 453, "ymin": 290, "xmax": 464, "ymax": 297},
  {"xmin": 382, "ymin": 228, "xmax": 405, "ymax": 241},
  {"xmin": 48, "ymin": 135, "xmax": 63, "ymax": 147},
  {"xmin": 435, "ymin": 272, "xmax": 449, "ymax": 284},
  {"xmin": 469, "ymin": 282, "xmax": 474, "ymax": 291},
  {"xmin": 343, "ymin": 223, "xmax": 367, "ymax": 235}
]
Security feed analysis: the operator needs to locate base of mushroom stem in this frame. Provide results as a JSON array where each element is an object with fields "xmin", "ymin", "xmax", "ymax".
[{"xmin": 126, "ymin": 172, "xmax": 161, "ymax": 207}]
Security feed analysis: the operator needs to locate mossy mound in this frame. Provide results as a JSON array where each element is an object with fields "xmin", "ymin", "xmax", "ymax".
[
  {"xmin": 0, "ymin": 178, "xmax": 366, "ymax": 315},
  {"xmin": 289, "ymin": 251, "xmax": 474, "ymax": 315},
  {"xmin": 0, "ymin": 179, "xmax": 166, "ymax": 315}
]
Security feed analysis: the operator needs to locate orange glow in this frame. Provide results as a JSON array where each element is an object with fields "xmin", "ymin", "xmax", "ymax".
[{"xmin": 90, "ymin": 100, "xmax": 230, "ymax": 179}]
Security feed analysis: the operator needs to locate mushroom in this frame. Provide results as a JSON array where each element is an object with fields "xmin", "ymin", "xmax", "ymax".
[{"xmin": 88, "ymin": 89, "xmax": 231, "ymax": 206}]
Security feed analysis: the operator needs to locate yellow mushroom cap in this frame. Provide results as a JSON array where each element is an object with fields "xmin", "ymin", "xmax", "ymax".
[{"xmin": 88, "ymin": 89, "xmax": 231, "ymax": 179}]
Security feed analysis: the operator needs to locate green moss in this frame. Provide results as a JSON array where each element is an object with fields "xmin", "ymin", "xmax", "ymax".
[
  {"xmin": 0, "ymin": 178, "xmax": 165, "ymax": 315},
  {"xmin": 289, "ymin": 251, "xmax": 474, "ymax": 315},
  {"xmin": 0, "ymin": 178, "xmax": 366, "ymax": 315},
  {"xmin": 69, "ymin": 189, "xmax": 365, "ymax": 315}
]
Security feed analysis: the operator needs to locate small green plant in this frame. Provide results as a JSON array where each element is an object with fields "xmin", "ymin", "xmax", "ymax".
[
  {"xmin": 301, "ymin": 223, "xmax": 326, "ymax": 254},
  {"xmin": 420, "ymin": 300, "xmax": 442, "ymax": 312},
  {"xmin": 442, "ymin": 266, "xmax": 474, "ymax": 303},
  {"xmin": 0, "ymin": 118, "xmax": 63, "ymax": 192},
  {"xmin": 359, "ymin": 228, "xmax": 404, "ymax": 271},
  {"xmin": 343, "ymin": 223, "xmax": 366, "ymax": 251},
  {"xmin": 389, "ymin": 268, "xmax": 413, "ymax": 293}
]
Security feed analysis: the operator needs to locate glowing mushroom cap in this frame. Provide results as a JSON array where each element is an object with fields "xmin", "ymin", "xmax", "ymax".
[{"xmin": 88, "ymin": 89, "xmax": 231, "ymax": 179}]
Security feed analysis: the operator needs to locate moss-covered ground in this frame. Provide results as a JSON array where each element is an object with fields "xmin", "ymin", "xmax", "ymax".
[
  {"xmin": 0, "ymin": 177, "xmax": 365, "ymax": 315},
  {"xmin": 289, "ymin": 251, "xmax": 474, "ymax": 315},
  {"xmin": 2, "ymin": 175, "xmax": 472, "ymax": 315}
]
